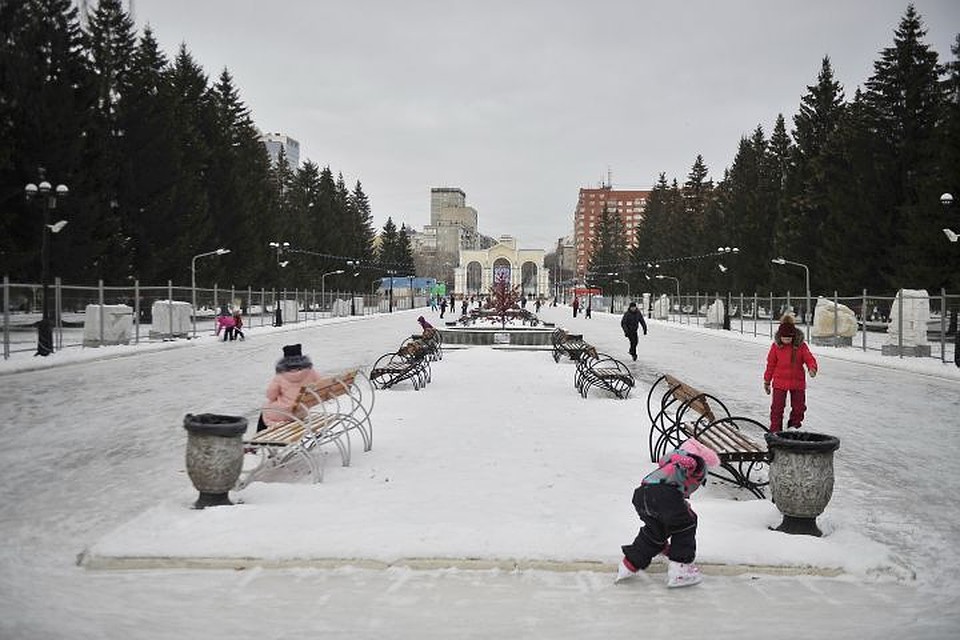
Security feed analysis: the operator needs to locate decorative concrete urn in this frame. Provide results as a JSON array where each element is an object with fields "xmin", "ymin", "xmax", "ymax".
[
  {"xmin": 765, "ymin": 431, "xmax": 841, "ymax": 536},
  {"xmin": 183, "ymin": 413, "xmax": 247, "ymax": 509}
]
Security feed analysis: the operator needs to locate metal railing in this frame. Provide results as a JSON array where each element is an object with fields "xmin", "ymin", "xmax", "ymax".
[
  {"xmin": 1, "ymin": 277, "xmax": 423, "ymax": 359},
  {"xmin": 595, "ymin": 288, "xmax": 958, "ymax": 366}
]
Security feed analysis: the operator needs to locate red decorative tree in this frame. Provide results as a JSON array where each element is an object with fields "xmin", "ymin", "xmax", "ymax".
[{"xmin": 490, "ymin": 271, "xmax": 521, "ymax": 327}]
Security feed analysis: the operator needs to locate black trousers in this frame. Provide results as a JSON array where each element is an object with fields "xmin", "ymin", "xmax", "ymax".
[
  {"xmin": 621, "ymin": 484, "xmax": 698, "ymax": 568},
  {"xmin": 625, "ymin": 331, "xmax": 639, "ymax": 356}
]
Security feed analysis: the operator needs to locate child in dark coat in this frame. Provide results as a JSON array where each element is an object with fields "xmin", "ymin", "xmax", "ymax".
[{"xmin": 617, "ymin": 438, "xmax": 719, "ymax": 588}]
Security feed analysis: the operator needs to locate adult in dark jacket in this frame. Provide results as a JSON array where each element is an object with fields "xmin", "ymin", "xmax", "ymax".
[{"xmin": 620, "ymin": 302, "xmax": 648, "ymax": 361}]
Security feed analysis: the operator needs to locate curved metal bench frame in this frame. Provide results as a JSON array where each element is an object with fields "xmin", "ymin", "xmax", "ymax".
[
  {"xmin": 646, "ymin": 373, "xmax": 770, "ymax": 498},
  {"xmin": 575, "ymin": 352, "xmax": 635, "ymax": 399},
  {"xmin": 369, "ymin": 342, "xmax": 431, "ymax": 390}
]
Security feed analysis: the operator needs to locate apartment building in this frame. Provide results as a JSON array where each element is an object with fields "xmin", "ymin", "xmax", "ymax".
[{"xmin": 573, "ymin": 185, "xmax": 651, "ymax": 277}]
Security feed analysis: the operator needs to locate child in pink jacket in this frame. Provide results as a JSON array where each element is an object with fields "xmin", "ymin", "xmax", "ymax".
[
  {"xmin": 763, "ymin": 314, "xmax": 818, "ymax": 431},
  {"xmin": 257, "ymin": 344, "xmax": 326, "ymax": 431}
]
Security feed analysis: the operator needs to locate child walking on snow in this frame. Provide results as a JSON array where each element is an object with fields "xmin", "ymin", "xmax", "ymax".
[
  {"xmin": 616, "ymin": 438, "xmax": 719, "ymax": 588},
  {"xmin": 763, "ymin": 314, "xmax": 818, "ymax": 431}
]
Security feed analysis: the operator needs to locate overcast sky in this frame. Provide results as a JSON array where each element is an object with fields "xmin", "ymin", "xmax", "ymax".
[{"xmin": 131, "ymin": 1, "xmax": 958, "ymax": 251}]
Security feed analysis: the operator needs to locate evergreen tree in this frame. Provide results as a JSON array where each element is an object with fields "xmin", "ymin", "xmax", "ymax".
[
  {"xmin": 865, "ymin": 5, "xmax": 946, "ymax": 288},
  {"xmin": 681, "ymin": 155, "xmax": 715, "ymax": 290},
  {"xmin": 83, "ymin": 0, "xmax": 138, "ymax": 282},
  {"xmin": 163, "ymin": 44, "xmax": 214, "ymax": 284},
  {"xmin": 586, "ymin": 203, "xmax": 626, "ymax": 292},
  {"xmin": 397, "ymin": 224, "xmax": 416, "ymax": 275},
  {"xmin": 205, "ymin": 68, "xmax": 272, "ymax": 285},
  {"xmin": 119, "ymin": 27, "xmax": 179, "ymax": 283},
  {"xmin": 783, "ymin": 56, "xmax": 845, "ymax": 291},
  {"xmin": 0, "ymin": 0, "xmax": 93, "ymax": 280}
]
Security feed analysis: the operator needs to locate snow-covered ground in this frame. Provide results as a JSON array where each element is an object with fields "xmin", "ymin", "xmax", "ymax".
[{"xmin": 0, "ymin": 305, "xmax": 958, "ymax": 638}]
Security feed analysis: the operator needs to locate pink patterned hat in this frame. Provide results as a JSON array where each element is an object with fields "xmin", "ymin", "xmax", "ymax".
[{"xmin": 680, "ymin": 438, "xmax": 720, "ymax": 468}]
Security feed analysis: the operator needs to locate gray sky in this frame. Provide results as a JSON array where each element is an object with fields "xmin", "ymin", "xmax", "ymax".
[{"xmin": 132, "ymin": 0, "xmax": 959, "ymax": 251}]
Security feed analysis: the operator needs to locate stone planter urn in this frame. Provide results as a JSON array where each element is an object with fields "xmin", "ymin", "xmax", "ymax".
[
  {"xmin": 765, "ymin": 430, "xmax": 841, "ymax": 536},
  {"xmin": 183, "ymin": 413, "xmax": 247, "ymax": 509}
]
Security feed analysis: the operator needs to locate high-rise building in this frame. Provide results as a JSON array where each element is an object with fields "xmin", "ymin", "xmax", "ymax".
[
  {"xmin": 428, "ymin": 187, "xmax": 479, "ymax": 253},
  {"xmin": 260, "ymin": 132, "xmax": 300, "ymax": 171},
  {"xmin": 573, "ymin": 185, "xmax": 651, "ymax": 277}
]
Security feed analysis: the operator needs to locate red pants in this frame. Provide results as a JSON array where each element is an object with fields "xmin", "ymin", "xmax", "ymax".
[{"xmin": 769, "ymin": 388, "xmax": 806, "ymax": 432}]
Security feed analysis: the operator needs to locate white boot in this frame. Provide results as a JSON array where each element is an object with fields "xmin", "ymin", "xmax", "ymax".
[
  {"xmin": 615, "ymin": 557, "xmax": 639, "ymax": 583},
  {"xmin": 666, "ymin": 561, "xmax": 702, "ymax": 588}
]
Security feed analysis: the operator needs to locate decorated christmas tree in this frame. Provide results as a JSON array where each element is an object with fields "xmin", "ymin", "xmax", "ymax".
[{"xmin": 489, "ymin": 271, "xmax": 521, "ymax": 327}]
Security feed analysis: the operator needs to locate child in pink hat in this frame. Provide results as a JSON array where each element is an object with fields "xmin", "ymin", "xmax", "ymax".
[{"xmin": 616, "ymin": 438, "xmax": 719, "ymax": 588}]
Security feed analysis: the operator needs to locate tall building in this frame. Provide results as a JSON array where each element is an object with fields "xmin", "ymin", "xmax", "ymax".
[
  {"xmin": 260, "ymin": 132, "xmax": 300, "ymax": 171},
  {"xmin": 427, "ymin": 187, "xmax": 479, "ymax": 253},
  {"xmin": 573, "ymin": 185, "xmax": 651, "ymax": 277}
]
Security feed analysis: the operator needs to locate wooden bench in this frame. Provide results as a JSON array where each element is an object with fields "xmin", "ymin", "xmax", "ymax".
[
  {"xmin": 551, "ymin": 329, "xmax": 597, "ymax": 363},
  {"xmin": 575, "ymin": 352, "xmax": 635, "ymax": 399},
  {"xmin": 646, "ymin": 373, "xmax": 769, "ymax": 498},
  {"xmin": 236, "ymin": 369, "xmax": 375, "ymax": 489}
]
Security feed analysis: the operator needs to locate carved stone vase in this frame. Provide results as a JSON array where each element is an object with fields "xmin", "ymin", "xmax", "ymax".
[
  {"xmin": 183, "ymin": 413, "xmax": 247, "ymax": 509},
  {"xmin": 765, "ymin": 430, "xmax": 841, "ymax": 536}
]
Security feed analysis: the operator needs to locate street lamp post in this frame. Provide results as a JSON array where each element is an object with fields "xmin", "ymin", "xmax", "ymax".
[
  {"xmin": 191, "ymin": 248, "xmax": 230, "ymax": 337},
  {"xmin": 386, "ymin": 270, "xmax": 396, "ymax": 313},
  {"xmin": 942, "ymin": 193, "xmax": 957, "ymax": 242},
  {"xmin": 321, "ymin": 269, "xmax": 345, "ymax": 316},
  {"xmin": 655, "ymin": 275, "xmax": 680, "ymax": 320},
  {"xmin": 24, "ymin": 171, "xmax": 68, "ymax": 356},
  {"xmin": 771, "ymin": 257, "xmax": 811, "ymax": 324},
  {"xmin": 269, "ymin": 241, "xmax": 290, "ymax": 267}
]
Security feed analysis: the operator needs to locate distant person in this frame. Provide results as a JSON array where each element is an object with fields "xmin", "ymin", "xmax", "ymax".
[
  {"xmin": 534, "ymin": 298, "xmax": 542, "ymax": 313},
  {"xmin": 620, "ymin": 302, "xmax": 648, "ymax": 361},
  {"xmin": 439, "ymin": 297, "xmax": 447, "ymax": 319},
  {"xmin": 572, "ymin": 297, "xmax": 580, "ymax": 318},
  {"xmin": 231, "ymin": 309, "xmax": 245, "ymax": 341},
  {"xmin": 461, "ymin": 298, "xmax": 468, "ymax": 316},
  {"xmin": 585, "ymin": 298, "xmax": 592, "ymax": 319},
  {"xmin": 215, "ymin": 309, "xmax": 236, "ymax": 341},
  {"xmin": 763, "ymin": 314, "xmax": 818, "ymax": 431},
  {"xmin": 257, "ymin": 344, "xmax": 327, "ymax": 432},
  {"xmin": 616, "ymin": 438, "xmax": 719, "ymax": 588}
]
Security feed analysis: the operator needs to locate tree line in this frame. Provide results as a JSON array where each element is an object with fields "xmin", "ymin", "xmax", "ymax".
[
  {"xmin": 588, "ymin": 5, "xmax": 959, "ymax": 298},
  {"xmin": 0, "ymin": 0, "xmax": 415, "ymax": 293}
]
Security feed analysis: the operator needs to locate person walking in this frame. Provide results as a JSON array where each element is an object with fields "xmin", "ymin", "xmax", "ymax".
[
  {"xmin": 763, "ymin": 314, "xmax": 818, "ymax": 431},
  {"xmin": 616, "ymin": 438, "xmax": 720, "ymax": 588},
  {"xmin": 620, "ymin": 302, "xmax": 648, "ymax": 361},
  {"xmin": 572, "ymin": 297, "xmax": 580, "ymax": 318},
  {"xmin": 585, "ymin": 298, "xmax": 592, "ymax": 319}
]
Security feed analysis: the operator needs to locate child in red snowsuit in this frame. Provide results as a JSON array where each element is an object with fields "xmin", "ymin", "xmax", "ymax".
[{"xmin": 763, "ymin": 314, "xmax": 818, "ymax": 431}]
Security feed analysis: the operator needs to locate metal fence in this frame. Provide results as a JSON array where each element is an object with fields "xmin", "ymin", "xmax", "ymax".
[
  {"xmin": 1, "ymin": 277, "xmax": 424, "ymax": 359},
  {"xmin": 596, "ymin": 288, "xmax": 958, "ymax": 366},
  {"xmin": 5, "ymin": 278, "xmax": 957, "ymax": 366}
]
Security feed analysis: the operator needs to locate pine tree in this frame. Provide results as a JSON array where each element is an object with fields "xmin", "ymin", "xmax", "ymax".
[
  {"xmin": 83, "ymin": 0, "xmax": 138, "ymax": 283},
  {"xmin": 865, "ymin": 5, "xmax": 946, "ymax": 288},
  {"xmin": 119, "ymin": 27, "xmax": 178, "ymax": 283},
  {"xmin": 163, "ymin": 44, "xmax": 214, "ymax": 284},
  {"xmin": 0, "ymin": 0, "xmax": 93, "ymax": 280},
  {"xmin": 586, "ymin": 203, "xmax": 626, "ymax": 292},
  {"xmin": 784, "ymin": 56, "xmax": 845, "ymax": 291}
]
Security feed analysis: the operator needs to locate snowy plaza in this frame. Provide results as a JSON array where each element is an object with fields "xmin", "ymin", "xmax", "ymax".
[{"xmin": 1, "ymin": 304, "xmax": 959, "ymax": 638}]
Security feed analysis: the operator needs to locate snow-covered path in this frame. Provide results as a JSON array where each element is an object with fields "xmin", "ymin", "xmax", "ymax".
[{"xmin": 0, "ymin": 306, "xmax": 957, "ymax": 638}]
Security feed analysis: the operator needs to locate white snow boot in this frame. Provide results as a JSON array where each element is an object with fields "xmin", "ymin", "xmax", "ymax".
[
  {"xmin": 614, "ymin": 557, "xmax": 639, "ymax": 583},
  {"xmin": 666, "ymin": 561, "xmax": 702, "ymax": 588}
]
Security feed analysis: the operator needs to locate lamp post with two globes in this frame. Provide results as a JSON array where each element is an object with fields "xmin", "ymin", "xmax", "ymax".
[{"xmin": 24, "ymin": 171, "xmax": 69, "ymax": 356}]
